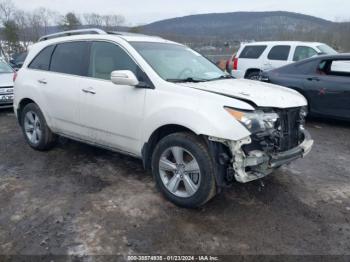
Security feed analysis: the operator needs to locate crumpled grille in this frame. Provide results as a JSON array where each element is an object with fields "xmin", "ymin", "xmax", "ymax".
[{"xmin": 277, "ymin": 108, "xmax": 301, "ymax": 151}]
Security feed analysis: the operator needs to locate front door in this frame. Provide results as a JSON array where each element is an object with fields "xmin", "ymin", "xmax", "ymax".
[{"xmin": 79, "ymin": 41, "xmax": 147, "ymax": 155}]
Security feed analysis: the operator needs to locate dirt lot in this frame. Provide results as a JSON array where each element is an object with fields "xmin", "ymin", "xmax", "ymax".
[{"xmin": 0, "ymin": 108, "xmax": 350, "ymax": 259}]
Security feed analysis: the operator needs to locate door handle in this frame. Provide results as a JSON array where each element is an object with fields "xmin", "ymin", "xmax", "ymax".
[
  {"xmin": 307, "ymin": 77, "xmax": 320, "ymax": 82},
  {"xmin": 38, "ymin": 79, "xmax": 47, "ymax": 84},
  {"xmin": 82, "ymin": 88, "xmax": 96, "ymax": 95}
]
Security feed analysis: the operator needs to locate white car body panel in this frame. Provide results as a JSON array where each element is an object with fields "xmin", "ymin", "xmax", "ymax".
[
  {"xmin": 14, "ymin": 34, "xmax": 308, "ymax": 158},
  {"xmin": 0, "ymin": 73, "xmax": 14, "ymax": 87},
  {"xmin": 180, "ymin": 79, "xmax": 307, "ymax": 109}
]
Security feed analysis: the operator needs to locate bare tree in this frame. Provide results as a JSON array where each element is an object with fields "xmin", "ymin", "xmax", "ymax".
[
  {"xmin": 102, "ymin": 14, "xmax": 125, "ymax": 30},
  {"xmin": 0, "ymin": 0, "xmax": 15, "ymax": 23},
  {"xmin": 83, "ymin": 13, "xmax": 103, "ymax": 27}
]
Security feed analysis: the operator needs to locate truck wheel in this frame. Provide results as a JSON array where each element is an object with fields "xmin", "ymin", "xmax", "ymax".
[
  {"xmin": 21, "ymin": 103, "xmax": 57, "ymax": 151},
  {"xmin": 246, "ymin": 71, "xmax": 261, "ymax": 80},
  {"xmin": 151, "ymin": 132, "xmax": 216, "ymax": 208}
]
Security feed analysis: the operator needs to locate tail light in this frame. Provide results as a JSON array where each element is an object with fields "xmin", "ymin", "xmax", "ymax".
[
  {"xmin": 13, "ymin": 72, "xmax": 18, "ymax": 82},
  {"xmin": 233, "ymin": 58, "xmax": 238, "ymax": 71}
]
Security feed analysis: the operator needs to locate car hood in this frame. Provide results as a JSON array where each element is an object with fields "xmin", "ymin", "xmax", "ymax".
[
  {"xmin": 180, "ymin": 79, "xmax": 307, "ymax": 109},
  {"xmin": 0, "ymin": 73, "xmax": 14, "ymax": 87}
]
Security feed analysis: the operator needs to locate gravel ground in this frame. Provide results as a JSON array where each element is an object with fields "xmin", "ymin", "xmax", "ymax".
[{"xmin": 0, "ymin": 108, "xmax": 349, "ymax": 259}]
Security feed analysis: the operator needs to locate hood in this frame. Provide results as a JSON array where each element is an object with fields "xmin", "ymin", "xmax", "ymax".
[
  {"xmin": 180, "ymin": 79, "xmax": 307, "ymax": 109},
  {"xmin": 0, "ymin": 73, "xmax": 14, "ymax": 87}
]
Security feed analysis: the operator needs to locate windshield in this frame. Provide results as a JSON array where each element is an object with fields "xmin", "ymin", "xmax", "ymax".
[
  {"xmin": 317, "ymin": 44, "xmax": 338, "ymax": 55},
  {"xmin": 0, "ymin": 61, "xmax": 13, "ymax": 73},
  {"xmin": 130, "ymin": 42, "xmax": 229, "ymax": 82}
]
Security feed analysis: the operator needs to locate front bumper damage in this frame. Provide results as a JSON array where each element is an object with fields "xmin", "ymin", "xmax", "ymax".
[{"xmin": 210, "ymin": 130, "xmax": 314, "ymax": 183}]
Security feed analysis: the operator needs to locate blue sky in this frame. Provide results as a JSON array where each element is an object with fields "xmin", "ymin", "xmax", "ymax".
[{"xmin": 12, "ymin": 0, "xmax": 350, "ymax": 25}]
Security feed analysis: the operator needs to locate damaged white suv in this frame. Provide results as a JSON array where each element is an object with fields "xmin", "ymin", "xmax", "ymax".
[{"xmin": 14, "ymin": 29, "xmax": 314, "ymax": 208}]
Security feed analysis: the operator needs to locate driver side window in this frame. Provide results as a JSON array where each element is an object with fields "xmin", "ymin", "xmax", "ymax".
[
  {"xmin": 293, "ymin": 46, "xmax": 318, "ymax": 62},
  {"xmin": 89, "ymin": 41, "xmax": 139, "ymax": 80}
]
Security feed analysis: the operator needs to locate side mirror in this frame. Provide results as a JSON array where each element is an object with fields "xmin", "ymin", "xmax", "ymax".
[{"xmin": 111, "ymin": 70, "xmax": 139, "ymax": 86}]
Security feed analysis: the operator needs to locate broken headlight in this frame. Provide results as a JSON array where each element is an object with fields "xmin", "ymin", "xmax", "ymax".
[{"xmin": 225, "ymin": 107, "xmax": 279, "ymax": 133}]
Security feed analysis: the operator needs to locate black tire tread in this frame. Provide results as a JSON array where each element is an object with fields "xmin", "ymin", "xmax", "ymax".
[{"xmin": 152, "ymin": 132, "xmax": 216, "ymax": 208}]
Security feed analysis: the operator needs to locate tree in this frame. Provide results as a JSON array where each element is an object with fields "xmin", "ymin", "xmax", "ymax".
[
  {"xmin": 83, "ymin": 13, "xmax": 103, "ymax": 27},
  {"xmin": 102, "ymin": 14, "xmax": 125, "ymax": 30},
  {"xmin": 0, "ymin": 0, "xmax": 15, "ymax": 23},
  {"xmin": 61, "ymin": 12, "xmax": 81, "ymax": 30},
  {"xmin": 2, "ymin": 19, "xmax": 22, "ymax": 53}
]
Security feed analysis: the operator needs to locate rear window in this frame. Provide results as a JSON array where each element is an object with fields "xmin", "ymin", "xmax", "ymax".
[
  {"xmin": 28, "ymin": 45, "xmax": 55, "ymax": 71},
  {"xmin": 268, "ymin": 45, "xmax": 291, "ymax": 61},
  {"xmin": 239, "ymin": 45, "xmax": 267, "ymax": 59},
  {"xmin": 50, "ymin": 42, "xmax": 90, "ymax": 76}
]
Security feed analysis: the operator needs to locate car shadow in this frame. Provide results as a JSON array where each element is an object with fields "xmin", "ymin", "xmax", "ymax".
[{"xmin": 307, "ymin": 116, "xmax": 350, "ymax": 128}]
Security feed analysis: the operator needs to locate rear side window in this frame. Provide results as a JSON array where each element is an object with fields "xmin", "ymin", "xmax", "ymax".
[
  {"xmin": 268, "ymin": 45, "xmax": 291, "ymax": 61},
  {"xmin": 239, "ymin": 45, "xmax": 267, "ymax": 59},
  {"xmin": 28, "ymin": 45, "xmax": 55, "ymax": 71},
  {"xmin": 293, "ymin": 46, "xmax": 318, "ymax": 61},
  {"xmin": 50, "ymin": 42, "xmax": 90, "ymax": 76}
]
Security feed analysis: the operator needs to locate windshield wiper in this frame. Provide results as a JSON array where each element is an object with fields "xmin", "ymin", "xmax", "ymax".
[
  {"xmin": 166, "ymin": 77, "xmax": 208, "ymax": 83},
  {"xmin": 207, "ymin": 75, "xmax": 234, "ymax": 81}
]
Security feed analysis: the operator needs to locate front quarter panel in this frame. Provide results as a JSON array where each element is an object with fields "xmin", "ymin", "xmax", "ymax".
[{"xmin": 142, "ymin": 83, "xmax": 252, "ymax": 144}]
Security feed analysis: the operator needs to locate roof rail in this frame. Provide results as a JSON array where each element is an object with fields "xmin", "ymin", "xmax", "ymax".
[
  {"xmin": 108, "ymin": 31, "xmax": 147, "ymax": 37},
  {"xmin": 38, "ymin": 28, "xmax": 107, "ymax": 42},
  {"xmin": 108, "ymin": 31, "xmax": 163, "ymax": 39}
]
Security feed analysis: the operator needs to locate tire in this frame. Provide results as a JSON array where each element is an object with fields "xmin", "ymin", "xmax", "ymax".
[
  {"xmin": 151, "ymin": 132, "xmax": 216, "ymax": 208},
  {"xmin": 21, "ymin": 103, "xmax": 57, "ymax": 151},
  {"xmin": 245, "ymin": 70, "xmax": 261, "ymax": 80}
]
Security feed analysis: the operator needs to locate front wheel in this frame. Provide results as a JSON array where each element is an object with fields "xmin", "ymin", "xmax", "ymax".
[{"xmin": 151, "ymin": 132, "xmax": 216, "ymax": 208}]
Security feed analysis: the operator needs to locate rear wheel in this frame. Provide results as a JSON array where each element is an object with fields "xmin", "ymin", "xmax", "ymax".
[
  {"xmin": 21, "ymin": 103, "xmax": 57, "ymax": 151},
  {"xmin": 246, "ymin": 70, "xmax": 261, "ymax": 80},
  {"xmin": 152, "ymin": 132, "xmax": 216, "ymax": 208}
]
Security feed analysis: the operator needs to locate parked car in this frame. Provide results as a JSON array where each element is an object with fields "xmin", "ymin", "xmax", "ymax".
[
  {"xmin": 260, "ymin": 54, "xmax": 350, "ymax": 121},
  {"xmin": 228, "ymin": 41, "xmax": 338, "ymax": 79},
  {"xmin": 14, "ymin": 29, "xmax": 313, "ymax": 208},
  {"xmin": 0, "ymin": 59, "xmax": 15, "ymax": 108},
  {"xmin": 9, "ymin": 52, "xmax": 28, "ymax": 70}
]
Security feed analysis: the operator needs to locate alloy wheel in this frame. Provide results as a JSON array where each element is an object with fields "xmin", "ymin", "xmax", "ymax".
[
  {"xmin": 159, "ymin": 146, "xmax": 201, "ymax": 198},
  {"xmin": 24, "ymin": 111, "xmax": 42, "ymax": 145}
]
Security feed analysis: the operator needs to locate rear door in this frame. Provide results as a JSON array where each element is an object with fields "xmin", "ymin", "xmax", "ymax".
[
  {"xmin": 303, "ymin": 59, "xmax": 350, "ymax": 118},
  {"xmin": 44, "ymin": 41, "xmax": 90, "ymax": 137},
  {"xmin": 264, "ymin": 45, "xmax": 291, "ymax": 71}
]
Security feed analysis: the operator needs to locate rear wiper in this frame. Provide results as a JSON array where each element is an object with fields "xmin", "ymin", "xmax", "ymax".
[{"xmin": 166, "ymin": 77, "xmax": 208, "ymax": 83}]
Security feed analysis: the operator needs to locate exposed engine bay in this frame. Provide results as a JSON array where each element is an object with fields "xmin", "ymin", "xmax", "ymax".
[{"xmin": 209, "ymin": 106, "xmax": 314, "ymax": 184}]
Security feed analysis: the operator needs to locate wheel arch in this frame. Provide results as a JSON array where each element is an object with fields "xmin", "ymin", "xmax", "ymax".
[
  {"xmin": 141, "ymin": 124, "xmax": 202, "ymax": 170},
  {"xmin": 244, "ymin": 68, "xmax": 262, "ymax": 79},
  {"xmin": 17, "ymin": 98, "xmax": 37, "ymax": 125}
]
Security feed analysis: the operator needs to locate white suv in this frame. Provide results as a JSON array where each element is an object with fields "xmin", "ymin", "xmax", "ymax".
[
  {"xmin": 14, "ymin": 29, "xmax": 314, "ymax": 208},
  {"xmin": 229, "ymin": 41, "xmax": 338, "ymax": 79}
]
